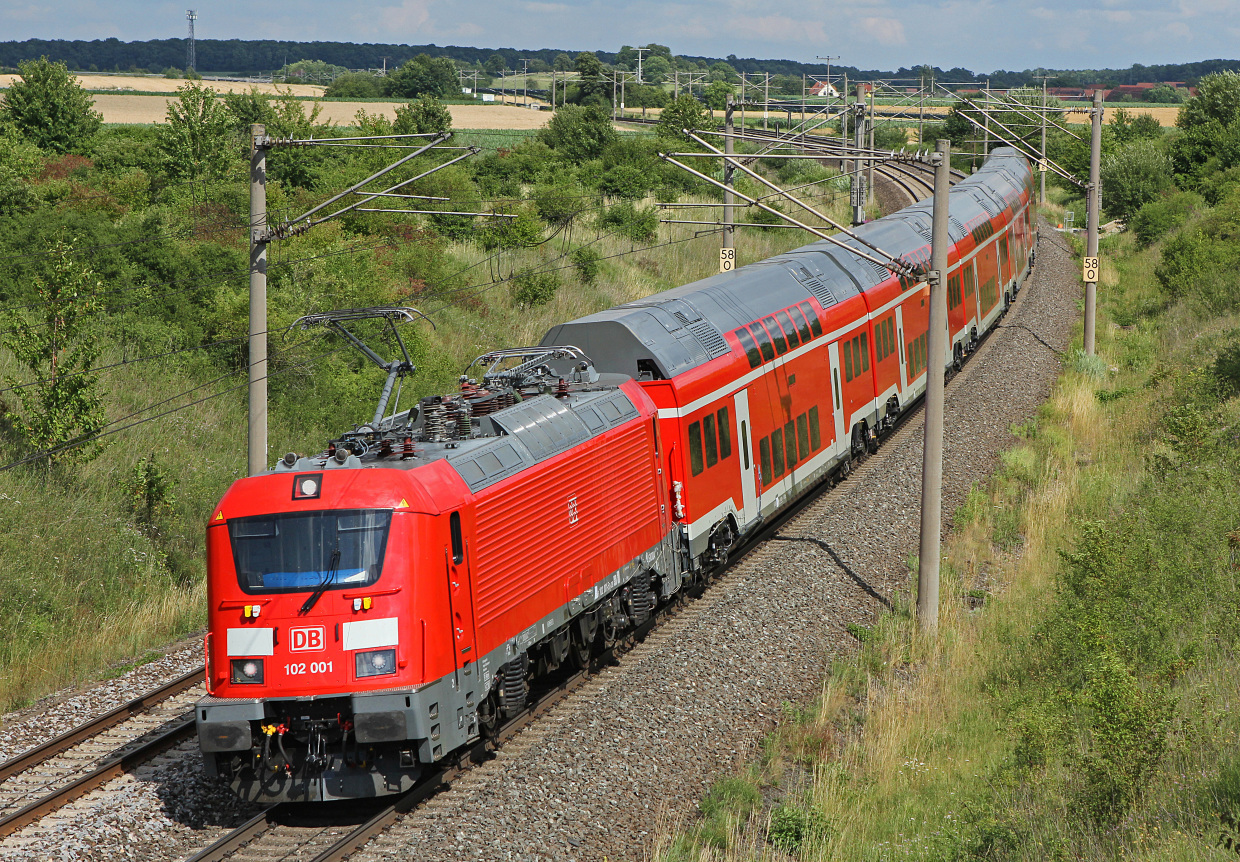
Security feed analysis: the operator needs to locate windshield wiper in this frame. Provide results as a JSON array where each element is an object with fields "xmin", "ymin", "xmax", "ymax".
[{"xmin": 299, "ymin": 548, "xmax": 341, "ymax": 615}]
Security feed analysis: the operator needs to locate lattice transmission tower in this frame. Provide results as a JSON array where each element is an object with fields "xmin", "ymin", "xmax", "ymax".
[{"xmin": 186, "ymin": 10, "xmax": 197, "ymax": 72}]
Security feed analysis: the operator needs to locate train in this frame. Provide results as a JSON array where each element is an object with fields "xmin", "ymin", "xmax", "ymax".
[{"xmin": 196, "ymin": 147, "xmax": 1036, "ymax": 802}]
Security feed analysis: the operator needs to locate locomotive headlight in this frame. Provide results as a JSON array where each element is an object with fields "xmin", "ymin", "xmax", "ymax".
[
  {"xmin": 230, "ymin": 659, "xmax": 265, "ymax": 684},
  {"xmin": 355, "ymin": 649, "xmax": 397, "ymax": 678}
]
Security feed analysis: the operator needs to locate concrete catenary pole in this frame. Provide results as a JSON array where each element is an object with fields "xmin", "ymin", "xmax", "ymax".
[
  {"xmin": 867, "ymin": 83, "xmax": 875, "ymax": 206},
  {"xmin": 852, "ymin": 85, "xmax": 866, "ymax": 225},
  {"xmin": 917, "ymin": 138, "xmax": 952, "ymax": 636},
  {"xmin": 1040, "ymin": 74, "xmax": 1048, "ymax": 205},
  {"xmin": 1084, "ymin": 88, "xmax": 1103, "ymax": 355},
  {"xmin": 724, "ymin": 95, "xmax": 735, "ymax": 252},
  {"xmin": 248, "ymin": 124, "xmax": 268, "ymax": 477}
]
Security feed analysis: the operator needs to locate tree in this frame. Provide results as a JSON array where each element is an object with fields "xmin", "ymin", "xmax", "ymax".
[
  {"xmin": 643, "ymin": 55, "xmax": 671, "ymax": 86},
  {"xmin": 709, "ymin": 62, "xmax": 739, "ymax": 84},
  {"xmin": 0, "ymin": 57, "xmax": 102, "ymax": 154},
  {"xmin": 394, "ymin": 95, "xmax": 452, "ymax": 136},
  {"xmin": 657, "ymin": 95, "xmax": 709, "ymax": 142},
  {"xmin": 2, "ymin": 240, "xmax": 106, "ymax": 465},
  {"xmin": 574, "ymin": 52, "xmax": 605, "ymax": 80},
  {"xmin": 158, "ymin": 81, "xmax": 235, "ymax": 180},
  {"xmin": 1101, "ymin": 140, "xmax": 1173, "ymax": 221},
  {"xmin": 704, "ymin": 81, "xmax": 735, "ymax": 111},
  {"xmin": 325, "ymin": 72, "xmax": 382, "ymax": 99},
  {"xmin": 553, "ymin": 53, "xmax": 573, "ymax": 72},
  {"xmin": 1146, "ymin": 84, "xmax": 1184, "ymax": 104},
  {"xmin": 1110, "ymin": 108, "xmax": 1163, "ymax": 144},
  {"xmin": 484, "ymin": 53, "xmax": 506, "ymax": 77},
  {"xmin": 1178, "ymin": 70, "xmax": 1240, "ymax": 131},
  {"xmin": 537, "ymin": 104, "xmax": 617, "ymax": 162},
  {"xmin": 384, "ymin": 54, "xmax": 457, "ymax": 99}
]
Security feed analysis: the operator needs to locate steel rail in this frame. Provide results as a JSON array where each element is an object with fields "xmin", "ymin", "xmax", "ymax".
[
  {"xmin": 0, "ymin": 714, "xmax": 197, "ymax": 838},
  {"xmin": 0, "ymin": 667, "xmax": 201, "ymax": 783}
]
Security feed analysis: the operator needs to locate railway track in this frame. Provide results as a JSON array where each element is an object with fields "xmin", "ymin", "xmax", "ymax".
[
  {"xmin": 619, "ymin": 115, "xmax": 957, "ymax": 208},
  {"xmin": 0, "ymin": 668, "xmax": 203, "ymax": 839}
]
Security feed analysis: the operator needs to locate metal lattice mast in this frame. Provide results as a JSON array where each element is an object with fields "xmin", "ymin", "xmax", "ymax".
[{"xmin": 186, "ymin": 10, "xmax": 196, "ymax": 72}]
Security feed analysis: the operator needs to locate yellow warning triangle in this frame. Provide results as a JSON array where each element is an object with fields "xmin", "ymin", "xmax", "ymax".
[
  {"xmin": 213, "ymin": 511, "xmax": 224, "ymax": 521},
  {"xmin": 396, "ymin": 499, "xmax": 409, "ymax": 509}
]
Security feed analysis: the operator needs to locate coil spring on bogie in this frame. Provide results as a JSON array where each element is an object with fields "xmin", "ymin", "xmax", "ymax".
[
  {"xmin": 627, "ymin": 572, "xmax": 655, "ymax": 626},
  {"xmin": 500, "ymin": 653, "xmax": 528, "ymax": 716}
]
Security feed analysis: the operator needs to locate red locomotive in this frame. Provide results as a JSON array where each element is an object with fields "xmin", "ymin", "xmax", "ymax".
[{"xmin": 197, "ymin": 148, "xmax": 1035, "ymax": 802}]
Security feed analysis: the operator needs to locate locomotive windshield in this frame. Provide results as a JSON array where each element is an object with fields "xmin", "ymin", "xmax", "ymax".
[{"xmin": 228, "ymin": 509, "xmax": 393, "ymax": 594}]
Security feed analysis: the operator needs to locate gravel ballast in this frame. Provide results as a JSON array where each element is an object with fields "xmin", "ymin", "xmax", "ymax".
[{"xmin": 0, "ymin": 223, "xmax": 1080, "ymax": 862}]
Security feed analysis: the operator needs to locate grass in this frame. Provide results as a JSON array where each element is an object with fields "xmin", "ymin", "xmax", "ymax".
[{"xmin": 652, "ymin": 196, "xmax": 1240, "ymax": 860}]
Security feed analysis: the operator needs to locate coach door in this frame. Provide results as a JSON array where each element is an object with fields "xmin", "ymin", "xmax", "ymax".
[
  {"xmin": 444, "ymin": 511, "xmax": 477, "ymax": 684},
  {"xmin": 827, "ymin": 341, "xmax": 847, "ymax": 459},
  {"xmin": 733, "ymin": 389, "xmax": 759, "ymax": 526},
  {"xmin": 895, "ymin": 307, "xmax": 909, "ymax": 389}
]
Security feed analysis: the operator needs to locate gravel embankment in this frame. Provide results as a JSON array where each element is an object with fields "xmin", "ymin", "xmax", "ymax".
[
  {"xmin": 0, "ymin": 642, "xmax": 202, "ymax": 763},
  {"xmin": 0, "ymin": 222, "xmax": 1080, "ymax": 862}
]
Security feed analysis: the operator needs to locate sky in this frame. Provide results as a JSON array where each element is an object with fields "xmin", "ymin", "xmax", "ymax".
[{"xmin": 2, "ymin": 0, "xmax": 1238, "ymax": 74}]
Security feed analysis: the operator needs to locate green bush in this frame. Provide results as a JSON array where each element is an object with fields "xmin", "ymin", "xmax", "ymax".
[
  {"xmin": 325, "ymin": 72, "xmax": 382, "ymax": 99},
  {"xmin": 598, "ymin": 163, "xmax": 649, "ymax": 199},
  {"xmin": 532, "ymin": 183, "xmax": 586, "ymax": 226},
  {"xmin": 570, "ymin": 246, "xmax": 601, "ymax": 284},
  {"xmin": 1101, "ymin": 139, "xmax": 1173, "ymax": 221},
  {"xmin": 599, "ymin": 201, "xmax": 658, "ymax": 241},
  {"xmin": 1129, "ymin": 190, "xmax": 1203, "ymax": 247},
  {"xmin": 537, "ymin": 104, "xmax": 617, "ymax": 162},
  {"xmin": 0, "ymin": 57, "xmax": 102, "ymax": 154},
  {"xmin": 767, "ymin": 803, "xmax": 831, "ymax": 853},
  {"xmin": 510, "ymin": 266, "xmax": 560, "ymax": 306}
]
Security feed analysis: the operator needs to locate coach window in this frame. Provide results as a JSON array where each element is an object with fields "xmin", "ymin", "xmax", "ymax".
[
  {"xmin": 833, "ymin": 368, "xmax": 840, "ymax": 408},
  {"xmin": 860, "ymin": 332, "xmax": 870, "ymax": 372},
  {"xmin": 450, "ymin": 512, "xmax": 464, "ymax": 564},
  {"xmin": 808, "ymin": 406, "xmax": 822, "ymax": 451},
  {"xmin": 688, "ymin": 422, "xmax": 705, "ymax": 476},
  {"xmin": 717, "ymin": 407, "xmax": 732, "ymax": 460},
  {"xmin": 703, "ymin": 413, "xmax": 718, "ymax": 468},
  {"xmin": 790, "ymin": 305, "xmax": 813, "ymax": 343},
  {"xmin": 797, "ymin": 414, "xmax": 810, "ymax": 461},
  {"xmin": 748, "ymin": 323, "xmax": 776, "ymax": 362},
  {"xmin": 776, "ymin": 310, "xmax": 800, "ymax": 349},
  {"xmin": 762, "ymin": 316, "xmax": 788, "ymax": 354},
  {"xmin": 964, "ymin": 265, "xmax": 975, "ymax": 297},
  {"xmin": 799, "ymin": 302, "xmax": 823, "ymax": 338},
  {"xmin": 784, "ymin": 421, "xmax": 797, "ymax": 467},
  {"xmin": 771, "ymin": 431, "xmax": 785, "ymax": 477},
  {"xmin": 734, "ymin": 327, "xmax": 762, "ymax": 368},
  {"xmin": 759, "ymin": 437, "xmax": 772, "ymax": 485},
  {"xmin": 843, "ymin": 340, "xmax": 854, "ymax": 382}
]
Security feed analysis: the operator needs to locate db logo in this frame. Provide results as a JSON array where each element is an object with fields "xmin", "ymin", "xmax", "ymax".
[{"xmin": 289, "ymin": 626, "xmax": 326, "ymax": 652}]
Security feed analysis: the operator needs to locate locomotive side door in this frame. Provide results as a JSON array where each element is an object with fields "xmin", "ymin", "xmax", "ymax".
[
  {"xmin": 733, "ymin": 388, "xmax": 759, "ymax": 526},
  {"xmin": 444, "ymin": 510, "xmax": 477, "ymax": 681},
  {"xmin": 828, "ymin": 340, "xmax": 846, "ymax": 459}
]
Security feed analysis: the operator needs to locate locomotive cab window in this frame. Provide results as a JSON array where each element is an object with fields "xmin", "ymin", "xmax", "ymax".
[
  {"xmin": 229, "ymin": 509, "xmax": 393, "ymax": 594},
  {"xmin": 450, "ymin": 512, "xmax": 464, "ymax": 564}
]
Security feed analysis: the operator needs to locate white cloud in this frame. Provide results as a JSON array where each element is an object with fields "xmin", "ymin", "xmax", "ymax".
[{"xmin": 858, "ymin": 16, "xmax": 907, "ymax": 46}]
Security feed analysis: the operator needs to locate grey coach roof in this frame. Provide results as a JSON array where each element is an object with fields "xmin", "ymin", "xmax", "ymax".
[{"xmin": 541, "ymin": 148, "xmax": 1031, "ymax": 380}]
